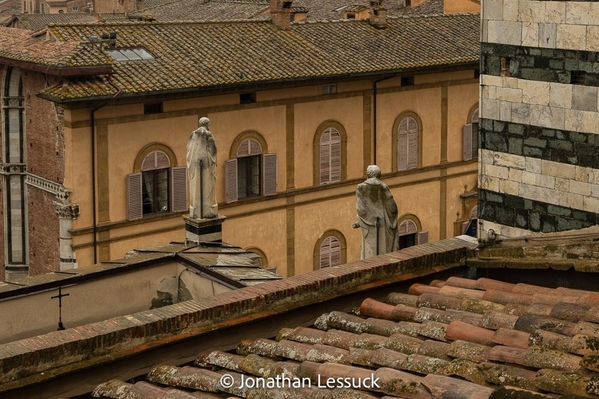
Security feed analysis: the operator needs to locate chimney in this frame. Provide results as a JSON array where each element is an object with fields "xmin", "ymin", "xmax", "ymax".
[
  {"xmin": 369, "ymin": 0, "xmax": 387, "ymax": 29},
  {"xmin": 270, "ymin": 0, "xmax": 293, "ymax": 31}
]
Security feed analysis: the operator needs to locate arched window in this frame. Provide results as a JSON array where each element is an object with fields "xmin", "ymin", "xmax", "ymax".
[
  {"xmin": 462, "ymin": 205, "xmax": 478, "ymax": 237},
  {"xmin": 127, "ymin": 145, "xmax": 187, "ymax": 220},
  {"xmin": 314, "ymin": 121, "xmax": 347, "ymax": 185},
  {"xmin": 314, "ymin": 230, "xmax": 347, "ymax": 270},
  {"xmin": 393, "ymin": 113, "xmax": 421, "ymax": 172},
  {"xmin": 398, "ymin": 216, "xmax": 428, "ymax": 249},
  {"xmin": 246, "ymin": 247, "xmax": 268, "ymax": 268},
  {"xmin": 226, "ymin": 132, "xmax": 277, "ymax": 203},
  {"xmin": 463, "ymin": 104, "xmax": 479, "ymax": 161}
]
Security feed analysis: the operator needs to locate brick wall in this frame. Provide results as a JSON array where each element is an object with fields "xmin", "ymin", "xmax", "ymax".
[
  {"xmin": 0, "ymin": 237, "xmax": 477, "ymax": 392},
  {"xmin": 0, "ymin": 69, "xmax": 64, "ymax": 279},
  {"xmin": 479, "ymin": 0, "xmax": 599, "ymax": 239}
]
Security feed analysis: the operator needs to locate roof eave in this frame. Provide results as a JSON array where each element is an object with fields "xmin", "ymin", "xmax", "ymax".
[
  {"xmin": 38, "ymin": 60, "xmax": 479, "ymax": 104},
  {"xmin": 0, "ymin": 57, "xmax": 113, "ymax": 76}
]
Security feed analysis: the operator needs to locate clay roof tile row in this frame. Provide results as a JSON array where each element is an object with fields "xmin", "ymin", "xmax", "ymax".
[{"xmin": 91, "ymin": 277, "xmax": 599, "ymax": 398}]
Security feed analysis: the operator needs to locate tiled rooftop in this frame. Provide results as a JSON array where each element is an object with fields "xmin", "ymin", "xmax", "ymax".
[
  {"xmin": 32, "ymin": 14, "xmax": 478, "ymax": 102},
  {"xmin": 2, "ymin": 12, "xmax": 128, "ymax": 31},
  {"xmin": 92, "ymin": 276, "xmax": 599, "ymax": 398}
]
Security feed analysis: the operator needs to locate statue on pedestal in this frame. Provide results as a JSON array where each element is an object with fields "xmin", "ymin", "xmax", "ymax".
[
  {"xmin": 186, "ymin": 117, "xmax": 217, "ymax": 219},
  {"xmin": 352, "ymin": 165, "xmax": 399, "ymax": 259}
]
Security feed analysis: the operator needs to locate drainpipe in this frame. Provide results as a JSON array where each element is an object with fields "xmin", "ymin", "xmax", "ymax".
[
  {"xmin": 372, "ymin": 74, "xmax": 397, "ymax": 165},
  {"xmin": 90, "ymin": 105, "xmax": 105, "ymax": 264}
]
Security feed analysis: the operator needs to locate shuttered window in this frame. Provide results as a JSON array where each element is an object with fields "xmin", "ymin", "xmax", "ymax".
[
  {"xmin": 127, "ymin": 150, "xmax": 186, "ymax": 220},
  {"xmin": 319, "ymin": 127, "xmax": 341, "ymax": 185},
  {"xmin": 463, "ymin": 108, "xmax": 479, "ymax": 161},
  {"xmin": 397, "ymin": 116, "xmax": 418, "ymax": 171},
  {"xmin": 319, "ymin": 235, "xmax": 341, "ymax": 269},
  {"xmin": 399, "ymin": 219, "xmax": 428, "ymax": 249},
  {"xmin": 226, "ymin": 138, "xmax": 277, "ymax": 202}
]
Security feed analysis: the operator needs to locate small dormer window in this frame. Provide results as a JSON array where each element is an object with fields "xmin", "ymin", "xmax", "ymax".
[{"xmin": 108, "ymin": 47, "xmax": 154, "ymax": 62}]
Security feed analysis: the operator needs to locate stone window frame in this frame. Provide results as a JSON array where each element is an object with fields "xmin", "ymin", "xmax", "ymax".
[
  {"xmin": 392, "ymin": 111, "xmax": 423, "ymax": 172},
  {"xmin": 127, "ymin": 143, "xmax": 186, "ymax": 220},
  {"xmin": 312, "ymin": 120, "xmax": 347, "ymax": 186},
  {"xmin": 463, "ymin": 103, "xmax": 479, "ymax": 161},
  {"xmin": 246, "ymin": 246, "xmax": 268, "ymax": 267},
  {"xmin": 313, "ymin": 229, "xmax": 347, "ymax": 270},
  {"xmin": 225, "ymin": 130, "xmax": 277, "ymax": 203}
]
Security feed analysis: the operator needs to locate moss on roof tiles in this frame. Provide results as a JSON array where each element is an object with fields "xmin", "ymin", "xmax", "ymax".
[{"xmin": 38, "ymin": 15, "xmax": 479, "ymax": 102}]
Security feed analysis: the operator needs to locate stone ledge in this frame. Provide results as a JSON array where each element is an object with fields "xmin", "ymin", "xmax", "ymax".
[{"xmin": 0, "ymin": 237, "xmax": 477, "ymax": 392}]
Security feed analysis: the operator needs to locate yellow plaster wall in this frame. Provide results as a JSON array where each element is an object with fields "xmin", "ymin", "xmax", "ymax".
[
  {"xmin": 415, "ymin": 71, "xmax": 475, "ymax": 85},
  {"xmin": 392, "ymin": 180, "xmax": 441, "ymax": 241},
  {"xmin": 294, "ymin": 96, "xmax": 364, "ymax": 188},
  {"xmin": 221, "ymin": 209, "xmax": 287, "ymax": 275},
  {"xmin": 447, "ymin": 83, "xmax": 480, "ymax": 163},
  {"xmin": 64, "ymin": 125, "xmax": 93, "ymax": 229},
  {"xmin": 444, "ymin": 0, "xmax": 480, "ymax": 14},
  {"xmin": 293, "ymin": 196, "xmax": 360, "ymax": 276},
  {"xmin": 167, "ymin": 94, "xmax": 239, "ymax": 112},
  {"xmin": 376, "ymin": 87, "xmax": 442, "ymax": 173},
  {"xmin": 106, "ymin": 115, "xmax": 197, "ymax": 222},
  {"xmin": 209, "ymin": 105, "xmax": 287, "ymax": 199}
]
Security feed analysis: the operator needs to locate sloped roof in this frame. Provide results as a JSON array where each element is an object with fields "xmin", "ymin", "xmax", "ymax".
[
  {"xmin": 91, "ymin": 276, "xmax": 599, "ymax": 398},
  {"xmin": 33, "ymin": 14, "xmax": 478, "ymax": 102},
  {"xmin": 0, "ymin": 26, "xmax": 113, "ymax": 71},
  {"xmin": 3, "ymin": 12, "xmax": 128, "ymax": 31},
  {"xmin": 131, "ymin": 0, "xmax": 270, "ymax": 21}
]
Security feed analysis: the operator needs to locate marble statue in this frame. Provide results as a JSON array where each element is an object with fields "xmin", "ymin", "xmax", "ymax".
[
  {"xmin": 352, "ymin": 165, "xmax": 399, "ymax": 259},
  {"xmin": 187, "ymin": 117, "xmax": 217, "ymax": 219}
]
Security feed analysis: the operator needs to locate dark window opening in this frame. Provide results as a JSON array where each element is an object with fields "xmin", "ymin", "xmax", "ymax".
[
  {"xmin": 237, "ymin": 155, "xmax": 261, "ymax": 199},
  {"xmin": 401, "ymin": 76, "xmax": 414, "ymax": 86},
  {"xmin": 346, "ymin": 12, "xmax": 355, "ymax": 19},
  {"xmin": 142, "ymin": 168, "xmax": 169, "ymax": 215},
  {"xmin": 405, "ymin": 0, "xmax": 411, "ymax": 6},
  {"xmin": 399, "ymin": 233, "xmax": 416, "ymax": 249},
  {"xmin": 144, "ymin": 103, "xmax": 163, "ymax": 115},
  {"xmin": 571, "ymin": 71, "xmax": 586, "ymax": 85},
  {"xmin": 240, "ymin": 93, "xmax": 257, "ymax": 104},
  {"xmin": 474, "ymin": 69, "xmax": 480, "ymax": 79}
]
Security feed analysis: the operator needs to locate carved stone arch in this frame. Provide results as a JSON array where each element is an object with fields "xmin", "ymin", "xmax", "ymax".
[
  {"xmin": 313, "ymin": 229, "xmax": 347, "ymax": 270},
  {"xmin": 133, "ymin": 143, "xmax": 178, "ymax": 172},
  {"xmin": 398, "ymin": 213, "xmax": 423, "ymax": 232},
  {"xmin": 392, "ymin": 111, "xmax": 423, "ymax": 172},
  {"xmin": 229, "ymin": 130, "xmax": 268, "ymax": 159},
  {"xmin": 467, "ymin": 102, "xmax": 479, "ymax": 124},
  {"xmin": 245, "ymin": 246, "xmax": 268, "ymax": 267},
  {"xmin": 312, "ymin": 120, "xmax": 347, "ymax": 185}
]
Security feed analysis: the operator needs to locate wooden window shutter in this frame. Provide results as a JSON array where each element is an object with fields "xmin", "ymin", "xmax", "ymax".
[
  {"xmin": 237, "ymin": 138, "xmax": 262, "ymax": 158},
  {"xmin": 142, "ymin": 151, "xmax": 170, "ymax": 171},
  {"xmin": 171, "ymin": 166, "xmax": 187, "ymax": 212},
  {"xmin": 397, "ymin": 119, "xmax": 408, "ymax": 171},
  {"xmin": 463, "ymin": 123, "xmax": 473, "ymax": 161},
  {"xmin": 320, "ymin": 137, "xmax": 330, "ymax": 184},
  {"xmin": 320, "ymin": 236, "xmax": 341, "ymax": 268},
  {"xmin": 127, "ymin": 172, "xmax": 143, "ymax": 220},
  {"xmin": 417, "ymin": 231, "xmax": 429, "ymax": 245},
  {"xmin": 399, "ymin": 220, "xmax": 417, "ymax": 235},
  {"xmin": 225, "ymin": 159, "xmax": 238, "ymax": 203},
  {"xmin": 406, "ymin": 117, "xmax": 418, "ymax": 170},
  {"xmin": 263, "ymin": 153, "xmax": 277, "ymax": 196},
  {"xmin": 330, "ymin": 130, "xmax": 341, "ymax": 183}
]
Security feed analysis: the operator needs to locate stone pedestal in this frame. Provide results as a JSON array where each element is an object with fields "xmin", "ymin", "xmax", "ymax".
[{"xmin": 184, "ymin": 214, "xmax": 226, "ymax": 243}]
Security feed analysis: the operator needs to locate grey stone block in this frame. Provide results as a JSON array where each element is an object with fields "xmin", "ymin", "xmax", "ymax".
[{"xmin": 572, "ymin": 86, "xmax": 598, "ymax": 112}]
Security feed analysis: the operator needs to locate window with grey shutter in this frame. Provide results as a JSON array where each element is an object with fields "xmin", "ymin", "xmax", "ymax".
[
  {"xmin": 127, "ymin": 172, "xmax": 143, "ymax": 220},
  {"xmin": 397, "ymin": 116, "xmax": 418, "ymax": 171},
  {"xmin": 417, "ymin": 231, "xmax": 429, "ymax": 244},
  {"xmin": 319, "ymin": 235, "xmax": 341, "ymax": 268},
  {"xmin": 225, "ymin": 159, "xmax": 238, "ymax": 203},
  {"xmin": 399, "ymin": 219, "xmax": 418, "ymax": 249},
  {"xmin": 320, "ymin": 127, "xmax": 341, "ymax": 185},
  {"xmin": 463, "ymin": 124, "xmax": 473, "ymax": 161},
  {"xmin": 263, "ymin": 153, "xmax": 277, "ymax": 196},
  {"xmin": 171, "ymin": 166, "xmax": 187, "ymax": 212}
]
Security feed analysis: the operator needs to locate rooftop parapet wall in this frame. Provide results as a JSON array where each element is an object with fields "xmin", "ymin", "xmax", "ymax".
[{"xmin": 0, "ymin": 236, "xmax": 477, "ymax": 393}]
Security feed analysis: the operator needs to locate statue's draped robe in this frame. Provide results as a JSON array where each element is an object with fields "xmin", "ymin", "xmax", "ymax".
[
  {"xmin": 356, "ymin": 178, "xmax": 399, "ymax": 259},
  {"xmin": 187, "ymin": 127, "xmax": 217, "ymax": 219}
]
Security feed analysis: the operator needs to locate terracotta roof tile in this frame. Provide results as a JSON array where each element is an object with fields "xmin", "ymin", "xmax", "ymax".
[
  {"xmin": 91, "ymin": 276, "xmax": 599, "ymax": 398},
  {"xmin": 27, "ymin": 14, "xmax": 479, "ymax": 102},
  {"xmin": 7, "ymin": 13, "xmax": 128, "ymax": 31}
]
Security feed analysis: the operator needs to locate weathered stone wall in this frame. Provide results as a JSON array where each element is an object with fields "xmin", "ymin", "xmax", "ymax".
[{"xmin": 479, "ymin": 0, "xmax": 599, "ymax": 240}]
